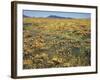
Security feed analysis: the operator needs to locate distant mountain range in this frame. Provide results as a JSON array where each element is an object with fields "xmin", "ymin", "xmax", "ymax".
[
  {"xmin": 23, "ymin": 15, "xmax": 32, "ymax": 18},
  {"xmin": 23, "ymin": 14, "xmax": 73, "ymax": 19},
  {"xmin": 47, "ymin": 15, "xmax": 67, "ymax": 19}
]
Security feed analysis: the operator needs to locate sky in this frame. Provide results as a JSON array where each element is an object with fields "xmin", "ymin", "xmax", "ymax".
[{"xmin": 23, "ymin": 10, "xmax": 91, "ymax": 19}]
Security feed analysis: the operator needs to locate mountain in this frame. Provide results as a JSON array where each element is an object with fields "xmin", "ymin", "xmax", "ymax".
[
  {"xmin": 47, "ymin": 15, "xmax": 66, "ymax": 19},
  {"xmin": 23, "ymin": 14, "xmax": 73, "ymax": 19},
  {"xmin": 23, "ymin": 15, "xmax": 32, "ymax": 18}
]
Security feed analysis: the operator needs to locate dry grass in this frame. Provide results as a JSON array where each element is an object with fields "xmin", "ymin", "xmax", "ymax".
[{"xmin": 23, "ymin": 18, "xmax": 91, "ymax": 69}]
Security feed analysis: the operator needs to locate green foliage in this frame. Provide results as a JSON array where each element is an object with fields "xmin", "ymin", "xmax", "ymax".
[{"xmin": 23, "ymin": 26, "xmax": 33, "ymax": 30}]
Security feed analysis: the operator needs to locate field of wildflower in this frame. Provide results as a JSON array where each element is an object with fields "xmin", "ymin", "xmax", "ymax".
[{"xmin": 23, "ymin": 18, "xmax": 91, "ymax": 69}]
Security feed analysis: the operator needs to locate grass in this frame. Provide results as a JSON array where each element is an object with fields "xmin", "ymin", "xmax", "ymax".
[{"xmin": 23, "ymin": 17, "xmax": 91, "ymax": 69}]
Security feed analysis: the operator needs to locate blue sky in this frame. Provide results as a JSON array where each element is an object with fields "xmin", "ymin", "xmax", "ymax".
[{"xmin": 23, "ymin": 10, "xmax": 91, "ymax": 19}]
